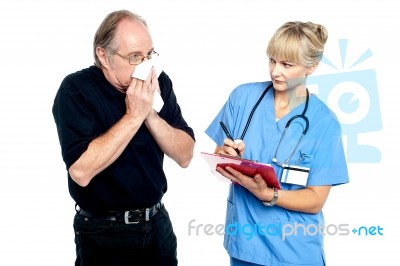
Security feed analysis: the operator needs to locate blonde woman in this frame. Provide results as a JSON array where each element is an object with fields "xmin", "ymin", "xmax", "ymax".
[{"xmin": 206, "ymin": 21, "xmax": 349, "ymax": 266}]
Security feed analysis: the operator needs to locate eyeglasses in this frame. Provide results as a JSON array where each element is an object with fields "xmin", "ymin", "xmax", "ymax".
[{"xmin": 113, "ymin": 50, "xmax": 159, "ymax": 65}]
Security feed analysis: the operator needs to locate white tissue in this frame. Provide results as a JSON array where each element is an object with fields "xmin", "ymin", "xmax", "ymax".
[
  {"xmin": 131, "ymin": 58, "xmax": 164, "ymax": 112},
  {"xmin": 131, "ymin": 57, "xmax": 162, "ymax": 80},
  {"xmin": 153, "ymin": 89, "xmax": 164, "ymax": 112}
]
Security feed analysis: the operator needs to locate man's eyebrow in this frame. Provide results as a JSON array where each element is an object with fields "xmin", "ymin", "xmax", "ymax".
[{"xmin": 128, "ymin": 48, "xmax": 154, "ymax": 56}]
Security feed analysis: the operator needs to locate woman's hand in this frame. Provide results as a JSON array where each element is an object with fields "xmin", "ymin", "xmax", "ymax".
[
  {"xmin": 216, "ymin": 164, "xmax": 276, "ymax": 202},
  {"xmin": 215, "ymin": 139, "xmax": 245, "ymax": 157}
]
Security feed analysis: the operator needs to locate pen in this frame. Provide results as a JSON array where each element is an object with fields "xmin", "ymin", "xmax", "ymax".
[{"xmin": 219, "ymin": 121, "xmax": 241, "ymax": 157}]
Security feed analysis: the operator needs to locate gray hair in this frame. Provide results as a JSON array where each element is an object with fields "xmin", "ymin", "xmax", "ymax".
[{"xmin": 93, "ymin": 10, "xmax": 148, "ymax": 68}]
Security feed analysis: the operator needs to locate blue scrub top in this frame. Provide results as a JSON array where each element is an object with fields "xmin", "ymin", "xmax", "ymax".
[{"xmin": 205, "ymin": 81, "xmax": 349, "ymax": 265}]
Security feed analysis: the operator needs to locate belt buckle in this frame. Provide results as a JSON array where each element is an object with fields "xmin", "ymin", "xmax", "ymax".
[
  {"xmin": 124, "ymin": 210, "xmax": 141, "ymax": 224},
  {"xmin": 124, "ymin": 206, "xmax": 154, "ymax": 224}
]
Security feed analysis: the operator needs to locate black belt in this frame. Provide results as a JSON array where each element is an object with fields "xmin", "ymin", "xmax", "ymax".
[{"xmin": 77, "ymin": 202, "xmax": 163, "ymax": 224}]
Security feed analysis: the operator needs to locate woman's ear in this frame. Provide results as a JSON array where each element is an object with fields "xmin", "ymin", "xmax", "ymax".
[{"xmin": 306, "ymin": 63, "xmax": 319, "ymax": 76}]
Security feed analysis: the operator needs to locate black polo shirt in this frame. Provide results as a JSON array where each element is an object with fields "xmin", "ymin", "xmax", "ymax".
[{"xmin": 52, "ymin": 66, "xmax": 195, "ymax": 212}]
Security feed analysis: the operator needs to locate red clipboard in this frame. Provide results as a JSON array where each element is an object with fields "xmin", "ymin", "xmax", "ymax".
[{"xmin": 201, "ymin": 152, "xmax": 280, "ymax": 189}]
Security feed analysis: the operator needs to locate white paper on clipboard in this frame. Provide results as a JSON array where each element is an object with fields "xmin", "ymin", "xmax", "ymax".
[{"xmin": 200, "ymin": 152, "xmax": 246, "ymax": 182}]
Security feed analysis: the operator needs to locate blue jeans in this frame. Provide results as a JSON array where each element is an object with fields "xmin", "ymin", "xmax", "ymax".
[{"xmin": 73, "ymin": 204, "xmax": 177, "ymax": 266}]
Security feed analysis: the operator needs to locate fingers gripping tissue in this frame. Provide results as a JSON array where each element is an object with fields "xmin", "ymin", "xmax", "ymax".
[{"xmin": 132, "ymin": 58, "xmax": 164, "ymax": 112}]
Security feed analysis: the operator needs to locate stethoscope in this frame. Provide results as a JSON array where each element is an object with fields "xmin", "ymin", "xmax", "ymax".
[{"xmin": 238, "ymin": 83, "xmax": 310, "ymax": 167}]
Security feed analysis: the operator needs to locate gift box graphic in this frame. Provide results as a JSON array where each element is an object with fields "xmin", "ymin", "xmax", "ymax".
[{"xmin": 307, "ymin": 39, "xmax": 382, "ymax": 163}]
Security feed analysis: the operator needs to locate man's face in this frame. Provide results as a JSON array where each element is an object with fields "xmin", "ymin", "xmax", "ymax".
[{"xmin": 103, "ymin": 18, "xmax": 154, "ymax": 92}]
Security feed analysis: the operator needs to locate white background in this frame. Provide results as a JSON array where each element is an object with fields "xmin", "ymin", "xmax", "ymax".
[{"xmin": 0, "ymin": 0, "xmax": 399, "ymax": 265}]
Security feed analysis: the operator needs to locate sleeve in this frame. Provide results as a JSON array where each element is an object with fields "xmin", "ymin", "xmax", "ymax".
[
  {"xmin": 158, "ymin": 72, "xmax": 195, "ymax": 141},
  {"xmin": 307, "ymin": 118, "xmax": 349, "ymax": 186},
  {"xmin": 205, "ymin": 88, "xmax": 240, "ymax": 146},
  {"xmin": 52, "ymin": 78, "xmax": 101, "ymax": 169}
]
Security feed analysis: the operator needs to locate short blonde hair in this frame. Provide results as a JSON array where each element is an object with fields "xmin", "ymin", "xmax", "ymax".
[{"xmin": 267, "ymin": 21, "xmax": 328, "ymax": 67}]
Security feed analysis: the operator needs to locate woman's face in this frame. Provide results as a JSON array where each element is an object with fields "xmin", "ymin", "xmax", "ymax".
[{"xmin": 269, "ymin": 57, "xmax": 316, "ymax": 92}]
